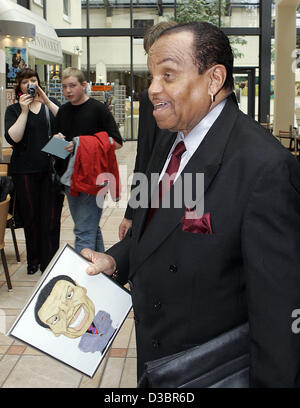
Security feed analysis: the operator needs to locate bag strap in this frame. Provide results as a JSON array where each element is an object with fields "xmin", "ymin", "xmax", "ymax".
[
  {"xmin": 44, "ymin": 105, "xmax": 52, "ymax": 139},
  {"xmin": 44, "ymin": 105, "xmax": 57, "ymax": 172}
]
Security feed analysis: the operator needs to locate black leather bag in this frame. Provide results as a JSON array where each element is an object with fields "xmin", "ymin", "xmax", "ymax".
[
  {"xmin": 0, "ymin": 176, "xmax": 13, "ymax": 202},
  {"xmin": 49, "ymin": 155, "xmax": 64, "ymax": 194},
  {"xmin": 138, "ymin": 323, "xmax": 249, "ymax": 388}
]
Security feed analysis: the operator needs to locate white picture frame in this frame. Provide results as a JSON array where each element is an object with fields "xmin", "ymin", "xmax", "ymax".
[{"xmin": 8, "ymin": 243, "xmax": 132, "ymax": 378}]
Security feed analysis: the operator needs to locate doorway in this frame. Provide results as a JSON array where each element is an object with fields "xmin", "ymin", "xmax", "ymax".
[{"xmin": 233, "ymin": 67, "xmax": 256, "ymax": 119}]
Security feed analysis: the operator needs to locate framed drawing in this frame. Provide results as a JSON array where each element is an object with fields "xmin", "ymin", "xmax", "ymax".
[{"xmin": 8, "ymin": 243, "xmax": 132, "ymax": 377}]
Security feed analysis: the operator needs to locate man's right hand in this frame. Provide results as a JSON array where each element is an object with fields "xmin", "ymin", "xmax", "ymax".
[
  {"xmin": 53, "ymin": 133, "xmax": 74, "ymax": 153},
  {"xmin": 118, "ymin": 218, "xmax": 132, "ymax": 240},
  {"xmin": 81, "ymin": 248, "xmax": 116, "ymax": 277}
]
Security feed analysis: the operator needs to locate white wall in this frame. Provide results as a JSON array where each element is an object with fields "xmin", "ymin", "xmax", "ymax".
[
  {"xmin": 47, "ymin": 0, "xmax": 82, "ymax": 64},
  {"xmin": 30, "ymin": 0, "xmax": 44, "ymax": 18},
  {"xmin": 229, "ymin": 6, "xmax": 259, "ymax": 27}
]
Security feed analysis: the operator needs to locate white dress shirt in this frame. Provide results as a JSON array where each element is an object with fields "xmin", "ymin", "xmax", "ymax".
[{"xmin": 158, "ymin": 99, "xmax": 226, "ymax": 183}]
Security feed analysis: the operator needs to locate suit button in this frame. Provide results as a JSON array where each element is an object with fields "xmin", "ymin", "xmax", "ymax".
[
  {"xmin": 154, "ymin": 301, "xmax": 161, "ymax": 311},
  {"xmin": 169, "ymin": 264, "xmax": 177, "ymax": 273},
  {"xmin": 152, "ymin": 339, "xmax": 160, "ymax": 348}
]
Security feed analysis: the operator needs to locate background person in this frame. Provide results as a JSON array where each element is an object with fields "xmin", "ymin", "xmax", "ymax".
[
  {"xmin": 54, "ymin": 68, "xmax": 123, "ymax": 254},
  {"xmin": 118, "ymin": 21, "xmax": 177, "ymax": 240},
  {"xmin": 4, "ymin": 68, "xmax": 63, "ymax": 274},
  {"xmin": 81, "ymin": 22, "xmax": 300, "ymax": 387}
]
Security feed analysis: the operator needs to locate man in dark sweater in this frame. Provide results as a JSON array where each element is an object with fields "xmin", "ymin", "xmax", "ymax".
[{"xmin": 54, "ymin": 68, "xmax": 122, "ymax": 254}]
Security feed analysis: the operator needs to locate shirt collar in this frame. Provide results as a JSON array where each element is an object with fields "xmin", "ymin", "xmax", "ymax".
[{"xmin": 175, "ymin": 98, "xmax": 227, "ymax": 154}]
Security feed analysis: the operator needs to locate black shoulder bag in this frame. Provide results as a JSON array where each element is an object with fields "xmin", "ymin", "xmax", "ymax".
[
  {"xmin": 138, "ymin": 323, "xmax": 249, "ymax": 388},
  {"xmin": 44, "ymin": 106, "xmax": 64, "ymax": 194}
]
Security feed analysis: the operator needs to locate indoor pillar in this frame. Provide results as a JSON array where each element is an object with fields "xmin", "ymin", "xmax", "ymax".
[{"xmin": 273, "ymin": 0, "xmax": 298, "ymax": 135}]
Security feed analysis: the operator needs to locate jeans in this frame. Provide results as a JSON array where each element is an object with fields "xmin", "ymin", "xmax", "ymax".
[{"xmin": 65, "ymin": 187, "xmax": 104, "ymax": 254}]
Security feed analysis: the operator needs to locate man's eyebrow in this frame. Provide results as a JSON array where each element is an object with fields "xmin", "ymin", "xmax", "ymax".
[
  {"xmin": 157, "ymin": 57, "xmax": 181, "ymax": 66},
  {"xmin": 63, "ymin": 284, "xmax": 71, "ymax": 299}
]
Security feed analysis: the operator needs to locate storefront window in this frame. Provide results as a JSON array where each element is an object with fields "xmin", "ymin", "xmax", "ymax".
[
  {"xmin": 222, "ymin": 0, "xmax": 259, "ymax": 28},
  {"xmin": 72, "ymin": 33, "xmax": 151, "ymax": 138},
  {"xmin": 272, "ymin": 0, "xmax": 276, "ymax": 26},
  {"xmin": 63, "ymin": 0, "xmax": 70, "ymax": 17},
  {"xmin": 79, "ymin": 37, "xmax": 130, "ymax": 138},
  {"xmin": 231, "ymin": 35, "xmax": 259, "ymax": 120},
  {"xmin": 55, "ymin": 1, "xmax": 272, "ymax": 135},
  {"xmin": 231, "ymin": 35, "xmax": 259, "ymax": 67},
  {"xmin": 82, "ymin": 1, "xmax": 130, "ymax": 28},
  {"xmin": 17, "ymin": 0, "xmax": 30, "ymax": 9},
  {"xmin": 132, "ymin": 0, "xmax": 174, "ymax": 29},
  {"xmin": 33, "ymin": 0, "xmax": 44, "ymax": 6},
  {"xmin": 63, "ymin": 52, "xmax": 72, "ymax": 69}
]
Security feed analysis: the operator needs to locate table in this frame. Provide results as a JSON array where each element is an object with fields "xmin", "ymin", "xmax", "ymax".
[{"xmin": 275, "ymin": 134, "xmax": 300, "ymax": 154}]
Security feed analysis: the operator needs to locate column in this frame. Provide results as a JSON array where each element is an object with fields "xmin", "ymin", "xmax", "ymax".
[{"xmin": 273, "ymin": 0, "xmax": 297, "ymax": 135}]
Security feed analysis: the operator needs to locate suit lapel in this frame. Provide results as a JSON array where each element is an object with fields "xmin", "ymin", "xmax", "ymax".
[
  {"xmin": 130, "ymin": 98, "xmax": 239, "ymax": 276},
  {"xmin": 133, "ymin": 128, "xmax": 177, "ymax": 241}
]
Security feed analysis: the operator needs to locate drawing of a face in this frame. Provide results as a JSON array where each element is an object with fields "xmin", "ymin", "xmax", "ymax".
[{"xmin": 37, "ymin": 280, "xmax": 95, "ymax": 339}]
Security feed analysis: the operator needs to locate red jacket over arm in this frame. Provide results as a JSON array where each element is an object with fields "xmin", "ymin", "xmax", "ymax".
[{"xmin": 70, "ymin": 131, "xmax": 120, "ymax": 200}]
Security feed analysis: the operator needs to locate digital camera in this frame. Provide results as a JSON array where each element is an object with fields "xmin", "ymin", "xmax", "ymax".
[{"xmin": 27, "ymin": 83, "xmax": 36, "ymax": 97}]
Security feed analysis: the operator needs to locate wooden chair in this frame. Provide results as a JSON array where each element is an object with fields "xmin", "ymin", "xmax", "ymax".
[
  {"xmin": 0, "ymin": 173, "xmax": 20, "ymax": 263},
  {"xmin": 260, "ymin": 122, "xmax": 273, "ymax": 133},
  {"xmin": 278, "ymin": 129, "xmax": 300, "ymax": 154},
  {"xmin": 0, "ymin": 195, "xmax": 12, "ymax": 291},
  {"xmin": 0, "ymin": 164, "xmax": 8, "ymax": 177}
]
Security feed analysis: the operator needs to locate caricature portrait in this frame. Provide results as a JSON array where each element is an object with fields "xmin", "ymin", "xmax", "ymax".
[
  {"xmin": 34, "ymin": 275, "xmax": 116, "ymax": 354},
  {"xmin": 9, "ymin": 244, "xmax": 132, "ymax": 377}
]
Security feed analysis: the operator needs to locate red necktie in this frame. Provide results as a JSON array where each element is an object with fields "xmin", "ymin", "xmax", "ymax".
[
  {"xmin": 87, "ymin": 322, "xmax": 99, "ymax": 335},
  {"xmin": 145, "ymin": 141, "xmax": 186, "ymax": 227}
]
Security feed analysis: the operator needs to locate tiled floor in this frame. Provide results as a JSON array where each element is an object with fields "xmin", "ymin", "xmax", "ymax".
[{"xmin": 0, "ymin": 141, "xmax": 138, "ymax": 388}]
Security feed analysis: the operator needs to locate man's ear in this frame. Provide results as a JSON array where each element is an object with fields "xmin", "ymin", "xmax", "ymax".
[
  {"xmin": 208, "ymin": 64, "xmax": 227, "ymax": 96},
  {"xmin": 82, "ymin": 81, "xmax": 87, "ymax": 91}
]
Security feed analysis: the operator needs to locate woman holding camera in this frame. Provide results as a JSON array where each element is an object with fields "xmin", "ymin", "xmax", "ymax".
[{"xmin": 4, "ymin": 68, "xmax": 64, "ymax": 274}]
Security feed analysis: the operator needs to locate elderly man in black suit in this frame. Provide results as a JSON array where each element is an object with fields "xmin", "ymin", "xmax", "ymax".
[{"xmin": 82, "ymin": 22, "xmax": 300, "ymax": 387}]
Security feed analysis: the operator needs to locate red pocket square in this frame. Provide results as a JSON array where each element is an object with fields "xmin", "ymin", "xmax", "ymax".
[{"xmin": 181, "ymin": 210, "xmax": 213, "ymax": 234}]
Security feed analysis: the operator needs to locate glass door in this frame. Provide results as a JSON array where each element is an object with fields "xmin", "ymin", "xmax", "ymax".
[{"xmin": 233, "ymin": 67, "xmax": 256, "ymax": 119}]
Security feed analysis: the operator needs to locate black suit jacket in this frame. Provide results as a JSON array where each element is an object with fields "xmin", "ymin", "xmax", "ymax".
[
  {"xmin": 108, "ymin": 97, "xmax": 300, "ymax": 386},
  {"xmin": 125, "ymin": 89, "xmax": 171, "ymax": 220}
]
